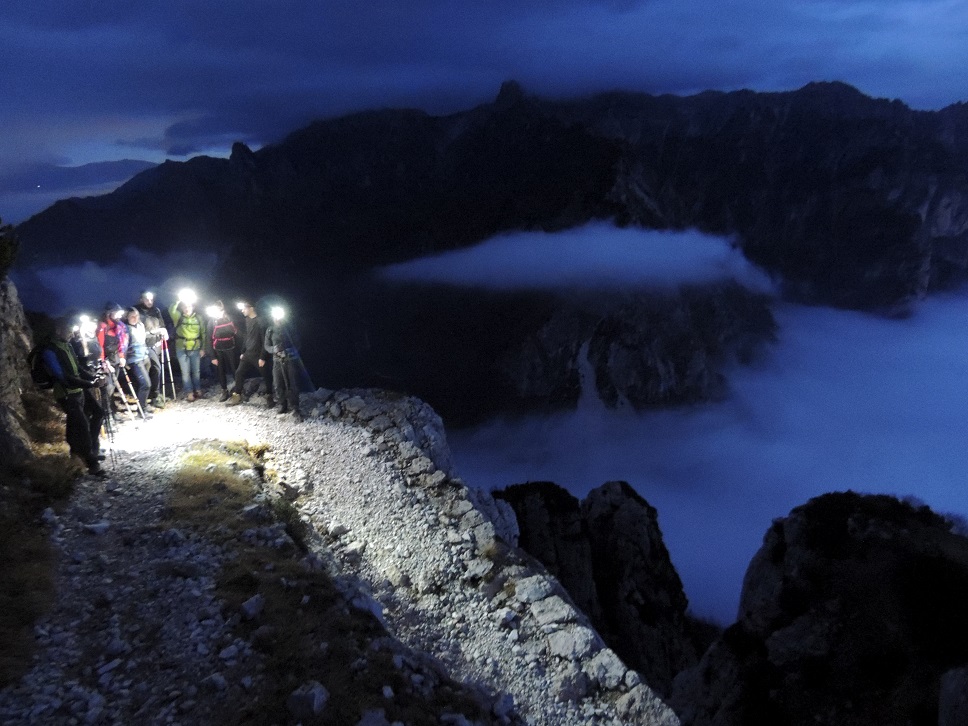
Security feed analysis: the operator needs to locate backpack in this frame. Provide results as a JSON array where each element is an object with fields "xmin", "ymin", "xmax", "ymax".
[
  {"xmin": 27, "ymin": 345, "xmax": 54, "ymax": 389},
  {"xmin": 212, "ymin": 320, "xmax": 236, "ymax": 351}
]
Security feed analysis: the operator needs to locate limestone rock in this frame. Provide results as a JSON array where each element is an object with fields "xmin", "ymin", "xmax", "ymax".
[{"xmin": 498, "ymin": 480, "xmax": 697, "ymax": 696}]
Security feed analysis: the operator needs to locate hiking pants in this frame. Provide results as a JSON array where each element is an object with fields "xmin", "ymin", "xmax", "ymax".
[
  {"xmin": 272, "ymin": 354, "xmax": 300, "ymax": 410},
  {"xmin": 176, "ymin": 348, "xmax": 201, "ymax": 395},
  {"xmin": 146, "ymin": 346, "xmax": 162, "ymax": 399},
  {"xmin": 60, "ymin": 391, "xmax": 97, "ymax": 466},
  {"xmin": 214, "ymin": 348, "xmax": 237, "ymax": 391},
  {"xmin": 233, "ymin": 355, "xmax": 272, "ymax": 398}
]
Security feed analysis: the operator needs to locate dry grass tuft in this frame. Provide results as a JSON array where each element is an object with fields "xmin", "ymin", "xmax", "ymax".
[{"xmin": 20, "ymin": 390, "xmax": 65, "ymax": 445}]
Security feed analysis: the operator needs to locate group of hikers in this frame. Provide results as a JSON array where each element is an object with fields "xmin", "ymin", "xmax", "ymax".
[{"xmin": 36, "ymin": 289, "xmax": 306, "ymax": 477}]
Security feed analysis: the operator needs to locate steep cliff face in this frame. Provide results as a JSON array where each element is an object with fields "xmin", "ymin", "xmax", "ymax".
[
  {"xmin": 549, "ymin": 82, "xmax": 968, "ymax": 310},
  {"xmin": 0, "ymin": 278, "xmax": 33, "ymax": 467},
  {"xmin": 669, "ymin": 491, "xmax": 968, "ymax": 725},
  {"xmin": 320, "ymin": 279, "xmax": 776, "ymax": 424},
  {"xmin": 496, "ymin": 480, "xmax": 698, "ymax": 697}
]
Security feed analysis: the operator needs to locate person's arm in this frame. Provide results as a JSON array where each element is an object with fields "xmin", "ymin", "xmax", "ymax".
[
  {"xmin": 264, "ymin": 326, "xmax": 277, "ymax": 355},
  {"xmin": 43, "ymin": 349, "xmax": 94, "ymax": 388}
]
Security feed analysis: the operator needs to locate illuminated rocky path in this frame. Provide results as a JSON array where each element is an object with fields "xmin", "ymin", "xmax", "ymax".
[{"xmin": 0, "ymin": 388, "xmax": 677, "ymax": 726}]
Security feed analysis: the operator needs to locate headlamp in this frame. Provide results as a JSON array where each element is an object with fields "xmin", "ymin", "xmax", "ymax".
[
  {"xmin": 177, "ymin": 288, "xmax": 197, "ymax": 306},
  {"xmin": 270, "ymin": 306, "xmax": 286, "ymax": 322},
  {"xmin": 236, "ymin": 301, "xmax": 246, "ymax": 311},
  {"xmin": 205, "ymin": 305, "xmax": 221, "ymax": 319}
]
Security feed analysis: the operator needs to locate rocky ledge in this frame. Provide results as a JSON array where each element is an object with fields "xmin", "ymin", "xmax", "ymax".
[{"xmin": 0, "ymin": 387, "xmax": 677, "ymax": 725}]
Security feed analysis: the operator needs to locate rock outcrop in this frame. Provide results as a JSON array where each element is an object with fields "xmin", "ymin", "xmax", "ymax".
[
  {"xmin": 0, "ymin": 278, "xmax": 33, "ymax": 467},
  {"xmin": 496, "ymin": 480, "xmax": 698, "ymax": 697},
  {"xmin": 669, "ymin": 491, "xmax": 968, "ymax": 725},
  {"xmin": 333, "ymin": 279, "xmax": 776, "ymax": 424}
]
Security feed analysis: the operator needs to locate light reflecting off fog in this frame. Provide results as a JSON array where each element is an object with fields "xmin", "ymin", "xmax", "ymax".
[
  {"xmin": 380, "ymin": 222, "xmax": 776, "ymax": 293},
  {"xmin": 449, "ymin": 293, "xmax": 968, "ymax": 624}
]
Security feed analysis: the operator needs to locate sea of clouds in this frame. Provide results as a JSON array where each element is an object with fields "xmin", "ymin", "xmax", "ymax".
[{"xmin": 385, "ymin": 222, "xmax": 968, "ymax": 623}]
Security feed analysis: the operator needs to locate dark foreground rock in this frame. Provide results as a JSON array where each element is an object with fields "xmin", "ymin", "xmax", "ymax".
[
  {"xmin": 0, "ymin": 279, "xmax": 31, "ymax": 466},
  {"xmin": 670, "ymin": 491, "xmax": 968, "ymax": 726}
]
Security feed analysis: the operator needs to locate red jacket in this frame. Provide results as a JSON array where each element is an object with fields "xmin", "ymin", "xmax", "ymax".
[{"xmin": 96, "ymin": 319, "xmax": 129, "ymax": 364}]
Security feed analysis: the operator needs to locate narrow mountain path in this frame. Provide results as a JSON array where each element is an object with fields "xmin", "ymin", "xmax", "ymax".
[{"xmin": 0, "ymin": 389, "xmax": 678, "ymax": 726}]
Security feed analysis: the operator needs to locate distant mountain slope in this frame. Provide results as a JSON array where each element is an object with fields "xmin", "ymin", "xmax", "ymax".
[{"xmin": 17, "ymin": 80, "xmax": 968, "ymax": 310}]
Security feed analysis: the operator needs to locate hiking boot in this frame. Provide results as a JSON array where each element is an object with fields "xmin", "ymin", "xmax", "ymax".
[
  {"xmin": 186, "ymin": 392, "xmax": 196, "ymax": 402},
  {"xmin": 276, "ymin": 405, "xmax": 289, "ymax": 416},
  {"xmin": 88, "ymin": 463, "xmax": 107, "ymax": 478},
  {"xmin": 219, "ymin": 390, "xmax": 231, "ymax": 402},
  {"xmin": 265, "ymin": 397, "xmax": 276, "ymax": 409},
  {"xmin": 226, "ymin": 393, "xmax": 243, "ymax": 406},
  {"xmin": 194, "ymin": 390, "xmax": 204, "ymax": 399},
  {"xmin": 291, "ymin": 410, "xmax": 304, "ymax": 423}
]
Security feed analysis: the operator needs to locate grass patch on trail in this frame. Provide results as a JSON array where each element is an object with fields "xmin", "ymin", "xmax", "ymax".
[{"xmin": 168, "ymin": 440, "xmax": 489, "ymax": 725}]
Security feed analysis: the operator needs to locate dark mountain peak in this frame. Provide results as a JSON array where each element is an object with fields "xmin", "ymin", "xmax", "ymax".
[
  {"xmin": 788, "ymin": 79, "xmax": 909, "ymax": 117},
  {"xmin": 230, "ymin": 141, "xmax": 255, "ymax": 163},
  {"xmin": 495, "ymin": 79, "xmax": 527, "ymax": 109}
]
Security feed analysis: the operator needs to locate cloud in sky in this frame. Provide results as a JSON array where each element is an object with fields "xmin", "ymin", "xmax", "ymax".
[
  {"xmin": 449, "ymin": 291, "xmax": 968, "ymax": 623},
  {"xmin": 379, "ymin": 223, "xmax": 776, "ymax": 293},
  {"xmin": 1, "ymin": 0, "xmax": 966, "ymax": 189}
]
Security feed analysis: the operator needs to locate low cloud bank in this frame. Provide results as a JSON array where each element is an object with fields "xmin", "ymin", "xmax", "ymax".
[
  {"xmin": 12, "ymin": 247, "xmax": 220, "ymax": 315},
  {"xmin": 449, "ymin": 292, "xmax": 968, "ymax": 623},
  {"xmin": 380, "ymin": 223, "xmax": 775, "ymax": 293}
]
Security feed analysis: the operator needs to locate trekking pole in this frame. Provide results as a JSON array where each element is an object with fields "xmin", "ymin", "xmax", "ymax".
[
  {"xmin": 109, "ymin": 367, "xmax": 137, "ymax": 421},
  {"xmin": 157, "ymin": 344, "xmax": 166, "ymax": 407},
  {"xmin": 163, "ymin": 339, "xmax": 177, "ymax": 401},
  {"xmin": 119, "ymin": 366, "xmax": 148, "ymax": 421},
  {"xmin": 101, "ymin": 396, "xmax": 118, "ymax": 469}
]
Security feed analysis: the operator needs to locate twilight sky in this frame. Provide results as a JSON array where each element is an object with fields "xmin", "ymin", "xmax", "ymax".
[{"xmin": 2, "ymin": 0, "xmax": 967, "ymax": 223}]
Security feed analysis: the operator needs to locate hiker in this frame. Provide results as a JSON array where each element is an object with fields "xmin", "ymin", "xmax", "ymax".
[
  {"xmin": 69, "ymin": 314, "xmax": 111, "ymax": 435},
  {"xmin": 205, "ymin": 300, "xmax": 238, "ymax": 402},
  {"xmin": 227, "ymin": 300, "xmax": 273, "ymax": 407},
  {"xmin": 96, "ymin": 302, "xmax": 129, "ymax": 415},
  {"xmin": 134, "ymin": 290, "xmax": 169, "ymax": 408},
  {"xmin": 169, "ymin": 291, "xmax": 205, "ymax": 401},
  {"xmin": 123, "ymin": 307, "xmax": 153, "ymax": 416},
  {"xmin": 42, "ymin": 317, "xmax": 105, "ymax": 476},
  {"xmin": 264, "ymin": 305, "xmax": 304, "ymax": 421}
]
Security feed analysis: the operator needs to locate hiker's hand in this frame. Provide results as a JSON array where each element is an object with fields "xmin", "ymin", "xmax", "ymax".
[
  {"xmin": 212, "ymin": 359, "xmax": 218, "ymax": 366},
  {"xmin": 159, "ymin": 329, "xmax": 169, "ymax": 340},
  {"xmin": 258, "ymin": 360, "xmax": 264, "ymax": 368}
]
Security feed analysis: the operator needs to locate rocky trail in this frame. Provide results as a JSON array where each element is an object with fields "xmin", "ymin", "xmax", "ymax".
[{"xmin": 0, "ymin": 387, "xmax": 677, "ymax": 726}]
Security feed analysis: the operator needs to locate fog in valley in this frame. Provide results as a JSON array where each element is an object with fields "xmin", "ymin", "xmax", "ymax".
[{"xmin": 392, "ymin": 225, "xmax": 968, "ymax": 623}]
